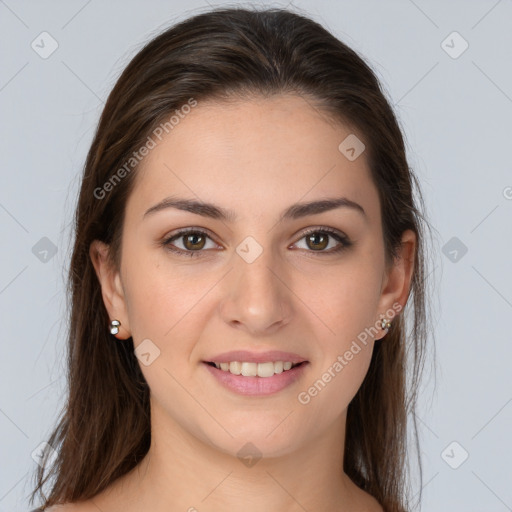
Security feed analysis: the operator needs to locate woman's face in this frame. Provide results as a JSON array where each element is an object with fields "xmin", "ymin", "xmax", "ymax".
[{"xmin": 92, "ymin": 94, "xmax": 414, "ymax": 458}]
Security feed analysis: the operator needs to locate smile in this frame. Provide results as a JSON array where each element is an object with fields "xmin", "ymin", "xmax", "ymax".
[
  {"xmin": 203, "ymin": 361, "xmax": 309, "ymax": 396},
  {"xmin": 207, "ymin": 360, "xmax": 303, "ymax": 377}
]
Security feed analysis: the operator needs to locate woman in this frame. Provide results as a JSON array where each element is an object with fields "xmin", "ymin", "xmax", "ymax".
[{"xmin": 30, "ymin": 6, "xmax": 434, "ymax": 512}]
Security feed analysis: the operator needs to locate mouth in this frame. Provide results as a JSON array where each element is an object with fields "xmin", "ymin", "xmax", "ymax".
[
  {"xmin": 202, "ymin": 360, "xmax": 309, "ymax": 396},
  {"xmin": 204, "ymin": 360, "xmax": 306, "ymax": 377}
]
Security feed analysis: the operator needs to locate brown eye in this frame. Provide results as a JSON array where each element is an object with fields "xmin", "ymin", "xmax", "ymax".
[
  {"xmin": 305, "ymin": 232, "xmax": 329, "ymax": 251},
  {"xmin": 293, "ymin": 227, "xmax": 352, "ymax": 255},
  {"xmin": 162, "ymin": 229, "xmax": 218, "ymax": 257},
  {"xmin": 162, "ymin": 226, "xmax": 351, "ymax": 258},
  {"xmin": 182, "ymin": 232, "xmax": 206, "ymax": 250}
]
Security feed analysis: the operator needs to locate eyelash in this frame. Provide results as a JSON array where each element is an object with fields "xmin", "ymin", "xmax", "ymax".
[{"xmin": 161, "ymin": 226, "xmax": 352, "ymax": 258}]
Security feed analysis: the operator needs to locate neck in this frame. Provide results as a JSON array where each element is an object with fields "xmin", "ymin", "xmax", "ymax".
[{"xmin": 95, "ymin": 398, "xmax": 361, "ymax": 512}]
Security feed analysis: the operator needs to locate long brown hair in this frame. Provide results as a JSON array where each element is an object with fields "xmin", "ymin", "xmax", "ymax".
[{"xmin": 30, "ymin": 6, "xmax": 436, "ymax": 511}]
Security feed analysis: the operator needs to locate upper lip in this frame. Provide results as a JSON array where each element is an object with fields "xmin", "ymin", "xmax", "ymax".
[{"xmin": 205, "ymin": 350, "xmax": 308, "ymax": 364}]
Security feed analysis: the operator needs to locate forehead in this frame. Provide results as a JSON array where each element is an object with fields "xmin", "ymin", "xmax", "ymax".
[{"xmin": 126, "ymin": 94, "xmax": 380, "ymax": 224}]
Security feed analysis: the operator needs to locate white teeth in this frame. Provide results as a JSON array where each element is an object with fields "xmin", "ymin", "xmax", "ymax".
[
  {"xmin": 256, "ymin": 362, "xmax": 274, "ymax": 378},
  {"xmin": 229, "ymin": 361, "xmax": 242, "ymax": 375},
  {"xmin": 211, "ymin": 361, "xmax": 300, "ymax": 377},
  {"xmin": 241, "ymin": 362, "xmax": 257, "ymax": 376},
  {"xmin": 274, "ymin": 361, "xmax": 284, "ymax": 374}
]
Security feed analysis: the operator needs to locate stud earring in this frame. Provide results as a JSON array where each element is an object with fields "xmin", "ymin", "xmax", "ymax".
[
  {"xmin": 380, "ymin": 316, "xmax": 391, "ymax": 332},
  {"xmin": 110, "ymin": 319, "xmax": 121, "ymax": 335}
]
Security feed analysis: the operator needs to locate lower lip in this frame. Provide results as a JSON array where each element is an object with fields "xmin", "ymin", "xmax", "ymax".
[{"xmin": 203, "ymin": 362, "xmax": 309, "ymax": 396}]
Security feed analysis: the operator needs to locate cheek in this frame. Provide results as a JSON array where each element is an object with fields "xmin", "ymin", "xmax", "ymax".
[
  {"xmin": 304, "ymin": 263, "xmax": 383, "ymax": 339},
  {"xmin": 297, "ymin": 318, "xmax": 375, "ymax": 425},
  {"xmin": 121, "ymin": 251, "xmax": 214, "ymax": 349},
  {"xmin": 298, "ymin": 346, "xmax": 373, "ymax": 432},
  {"xmin": 295, "ymin": 264, "xmax": 381, "ymax": 411}
]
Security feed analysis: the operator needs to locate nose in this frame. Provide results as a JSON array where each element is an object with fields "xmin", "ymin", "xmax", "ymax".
[{"xmin": 218, "ymin": 243, "xmax": 292, "ymax": 336}]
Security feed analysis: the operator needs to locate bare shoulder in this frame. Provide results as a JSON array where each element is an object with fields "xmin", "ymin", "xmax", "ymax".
[
  {"xmin": 40, "ymin": 481, "xmax": 126, "ymax": 512},
  {"xmin": 42, "ymin": 501, "xmax": 99, "ymax": 512},
  {"xmin": 40, "ymin": 472, "xmax": 130, "ymax": 512}
]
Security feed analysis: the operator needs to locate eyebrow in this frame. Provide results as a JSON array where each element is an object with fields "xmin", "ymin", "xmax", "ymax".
[{"xmin": 143, "ymin": 196, "xmax": 367, "ymax": 223}]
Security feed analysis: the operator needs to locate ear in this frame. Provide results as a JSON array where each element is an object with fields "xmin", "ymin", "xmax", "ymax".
[
  {"xmin": 89, "ymin": 240, "xmax": 131, "ymax": 339},
  {"xmin": 375, "ymin": 229, "xmax": 416, "ymax": 340}
]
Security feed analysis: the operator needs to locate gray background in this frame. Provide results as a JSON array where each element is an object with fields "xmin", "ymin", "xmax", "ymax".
[{"xmin": 1, "ymin": 0, "xmax": 511, "ymax": 511}]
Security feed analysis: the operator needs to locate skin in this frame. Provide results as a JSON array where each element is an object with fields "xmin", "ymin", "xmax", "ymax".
[{"xmin": 54, "ymin": 94, "xmax": 415, "ymax": 512}]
